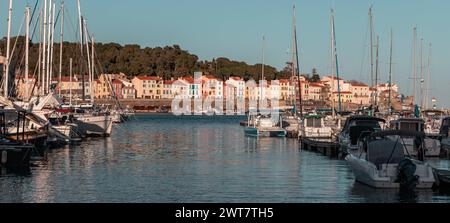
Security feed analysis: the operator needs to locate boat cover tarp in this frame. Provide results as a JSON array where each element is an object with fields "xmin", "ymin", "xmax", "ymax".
[
  {"xmin": 367, "ymin": 137, "xmax": 406, "ymax": 168},
  {"xmin": 369, "ymin": 130, "xmax": 425, "ymax": 138}
]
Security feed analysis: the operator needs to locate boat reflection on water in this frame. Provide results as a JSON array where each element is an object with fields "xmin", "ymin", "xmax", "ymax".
[{"xmin": 348, "ymin": 181, "xmax": 439, "ymax": 203}]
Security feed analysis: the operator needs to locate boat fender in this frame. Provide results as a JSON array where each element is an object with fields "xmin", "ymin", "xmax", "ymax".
[
  {"xmin": 397, "ymin": 158, "xmax": 419, "ymax": 191},
  {"xmin": 1, "ymin": 151, "xmax": 7, "ymax": 165}
]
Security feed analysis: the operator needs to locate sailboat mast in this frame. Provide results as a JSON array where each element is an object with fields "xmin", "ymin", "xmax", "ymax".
[
  {"xmin": 91, "ymin": 35, "xmax": 95, "ymax": 104},
  {"xmin": 58, "ymin": 0, "xmax": 65, "ymax": 96},
  {"xmin": 260, "ymin": 35, "xmax": 265, "ymax": 99},
  {"xmin": 42, "ymin": 0, "xmax": 48, "ymax": 96},
  {"xmin": 69, "ymin": 58, "xmax": 72, "ymax": 106},
  {"xmin": 425, "ymin": 43, "xmax": 431, "ymax": 109},
  {"xmin": 291, "ymin": 5, "xmax": 297, "ymax": 107},
  {"xmin": 49, "ymin": 1, "xmax": 56, "ymax": 92},
  {"xmin": 77, "ymin": 0, "xmax": 85, "ymax": 100},
  {"xmin": 330, "ymin": 9, "xmax": 335, "ymax": 118},
  {"xmin": 293, "ymin": 7, "xmax": 302, "ymax": 118},
  {"xmin": 375, "ymin": 35, "xmax": 379, "ymax": 106},
  {"xmin": 46, "ymin": 0, "xmax": 53, "ymax": 94},
  {"xmin": 3, "ymin": 0, "xmax": 13, "ymax": 98},
  {"xmin": 413, "ymin": 26, "xmax": 417, "ymax": 106},
  {"xmin": 37, "ymin": 9, "xmax": 42, "ymax": 96},
  {"xmin": 388, "ymin": 29, "xmax": 393, "ymax": 111},
  {"xmin": 331, "ymin": 9, "xmax": 342, "ymax": 113},
  {"xmin": 369, "ymin": 7, "xmax": 374, "ymax": 91},
  {"xmin": 84, "ymin": 18, "xmax": 92, "ymax": 102},
  {"xmin": 25, "ymin": 6, "xmax": 30, "ymax": 102},
  {"xmin": 420, "ymin": 38, "xmax": 424, "ymax": 109}
]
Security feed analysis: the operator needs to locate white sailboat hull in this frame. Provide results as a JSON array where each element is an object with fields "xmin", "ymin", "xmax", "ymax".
[{"xmin": 75, "ymin": 115, "xmax": 114, "ymax": 137}]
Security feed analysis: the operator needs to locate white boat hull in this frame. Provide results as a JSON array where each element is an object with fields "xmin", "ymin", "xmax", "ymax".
[
  {"xmin": 75, "ymin": 115, "xmax": 114, "ymax": 137},
  {"xmin": 345, "ymin": 154, "xmax": 435, "ymax": 189}
]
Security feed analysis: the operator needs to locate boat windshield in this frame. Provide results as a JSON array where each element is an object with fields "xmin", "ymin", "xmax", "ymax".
[
  {"xmin": 306, "ymin": 118, "xmax": 322, "ymax": 128},
  {"xmin": 400, "ymin": 122, "xmax": 423, "ymax": 132}
]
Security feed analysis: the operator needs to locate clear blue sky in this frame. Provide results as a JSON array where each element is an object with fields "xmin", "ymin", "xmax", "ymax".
[{"xmin": 1, "ymin": 0, "xmax": 450, "ymax": 107}]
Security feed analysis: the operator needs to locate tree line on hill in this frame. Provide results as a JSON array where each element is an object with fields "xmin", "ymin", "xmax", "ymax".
[{"xmin": 1, "ymin": 36, "xmax": 322, "ymax": 82}]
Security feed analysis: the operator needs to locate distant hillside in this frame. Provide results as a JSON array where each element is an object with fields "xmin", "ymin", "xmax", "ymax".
[{"xmin": 1, "ymin": 36, "xmax": 291, "ymax": 81}]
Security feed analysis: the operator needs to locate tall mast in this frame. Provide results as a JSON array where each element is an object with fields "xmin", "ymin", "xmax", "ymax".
[
  {"xmin": 420, "ymin": 38, "xmax": 424, "ymax": 109},
  {"xmin": 374, "ymin": 35, "xmax": 379, "ymax": 106},
  {"xmin": 332, "ymin": 9, "xmax": 342, "ymax": 113},
  {"xmin": 37, "ymin": 9, "xmax": 42, "ymax": 96},
  {"xmin": 3, "ymin": 0, "xmax": 13, "ymax": 98},
  {"xmin": 84, "ymin": 18, "xmax": 92, "ymax": 102},
  {"xmin": 42, "ymin": 0, "xmax": 48, "ymax": 96},
  {"xmin": 69, "ymin": 58, "xmax": 73, "ymax": 106},
  {"xmin": 77, "ymin": 0, "xmax": 85, "ymax": 100},
  {"xmin": 412, "ymin": 26, "xmax": 417, "ymax": 106},
  {"xmin": 91, "ymin": 35, "xmax": 95, "ymax": 104},
  {"xmin": 291, "ymin": 4, "xmax": 297, "ymax": 107},
  {"xmin": 388, "ymin": 29, "xmax": 393, "ymax": 112},
  {"xmin": 49, "ymin": 1, "xmax": 56, "ymax": 93},
  {"xmin": 294, "ymin": 6, "xmax": 302, "ymax": 117},
  {"xmin": 425, "ymin": 43, "xmax": 431, "ymax": 109},
  {"xmin": 45, "ymin": 0, "xmax": 53, "ymax": 94},
  {"xmin": 369, "ymin": 7, "xmax": 374, "ymax": 91},
  {"xmin": 260, "ymin": 35, "xmax": 265, "ymax": 99},
  {"xmin": 330, "ymin": 8, "xmax": 335, "ymax": 118},
  {"xmin": 25, "ymin": 6, "xmax": 30, "ymax": 101},
  {"xmin": 58, "ymin": 1, "xmax": 65, "ymax": 96}
]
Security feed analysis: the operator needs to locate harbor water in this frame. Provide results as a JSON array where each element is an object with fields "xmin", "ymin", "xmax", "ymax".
[{"xmin": 1, "ymin": 114, "xmax": 450, "ymax": 203}]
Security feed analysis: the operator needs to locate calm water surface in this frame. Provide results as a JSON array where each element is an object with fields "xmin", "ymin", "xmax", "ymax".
[{"xmin": 1, "ymin": 114, "xmax": 450, "ymax": 203}]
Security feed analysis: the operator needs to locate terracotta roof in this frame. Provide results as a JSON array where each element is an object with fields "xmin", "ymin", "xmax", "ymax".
[
  {"xmin": 279, "ymin": 79, "xmax": 289, "ymax": 83},
  {"xmin": 309, "ymin": 83, "xmax": 323, "ymax": 87},
  {"xmin": 230, "ymin": 76, "xmax": 242, "ymax": 81},
  {"xmin": 164, "ymin": 80, "xmax": 175, "ymax": 85},
  {"xmin": 351, "ymin": 83, "xmax": 369, "ymax": 87},
  {"xmin": 135, "ymin": 76, "xmax": 162, "ymax": 81}
]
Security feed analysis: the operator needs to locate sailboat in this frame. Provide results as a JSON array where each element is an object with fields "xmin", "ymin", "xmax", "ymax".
[
  {"xmin": 244, "ymin": 36, "xmax": 286, "ymax": 137},
  {"xmin": 68, "ymin": 0, "xmax": 113, "ymax": 137}
]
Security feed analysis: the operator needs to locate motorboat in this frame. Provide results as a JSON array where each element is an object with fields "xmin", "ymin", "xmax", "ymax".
[
  {"xmin": 345, "ymin": 130, "xmax": 436, "ymax": 189},
  {"xmin": 244, "ymin": 110, "xmax": 286, "ymax": 137},
  {"xmin": 47, "ymin": 112, "xmax": 81, "ymax": 144},
  {"xmin": 389, "ymin": 118, "xmax": 441, "ymax": 157},
  {"xmin": 337, "ymin": 116, "xmax": 386, "ymax": 155},
  {"xmin": 299, "ymin": 114, "xmax": 333, "ymax": 140}
]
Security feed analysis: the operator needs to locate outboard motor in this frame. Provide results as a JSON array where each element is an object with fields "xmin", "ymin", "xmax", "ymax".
[{"xmin": 397, "ymin": 158, "xmax": 419, "ymax": 191}]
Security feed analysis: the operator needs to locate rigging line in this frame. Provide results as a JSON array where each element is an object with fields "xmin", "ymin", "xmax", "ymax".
[{"xmin": 29, "ymin": 0, "xmax": 39, "ymax": 26}]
